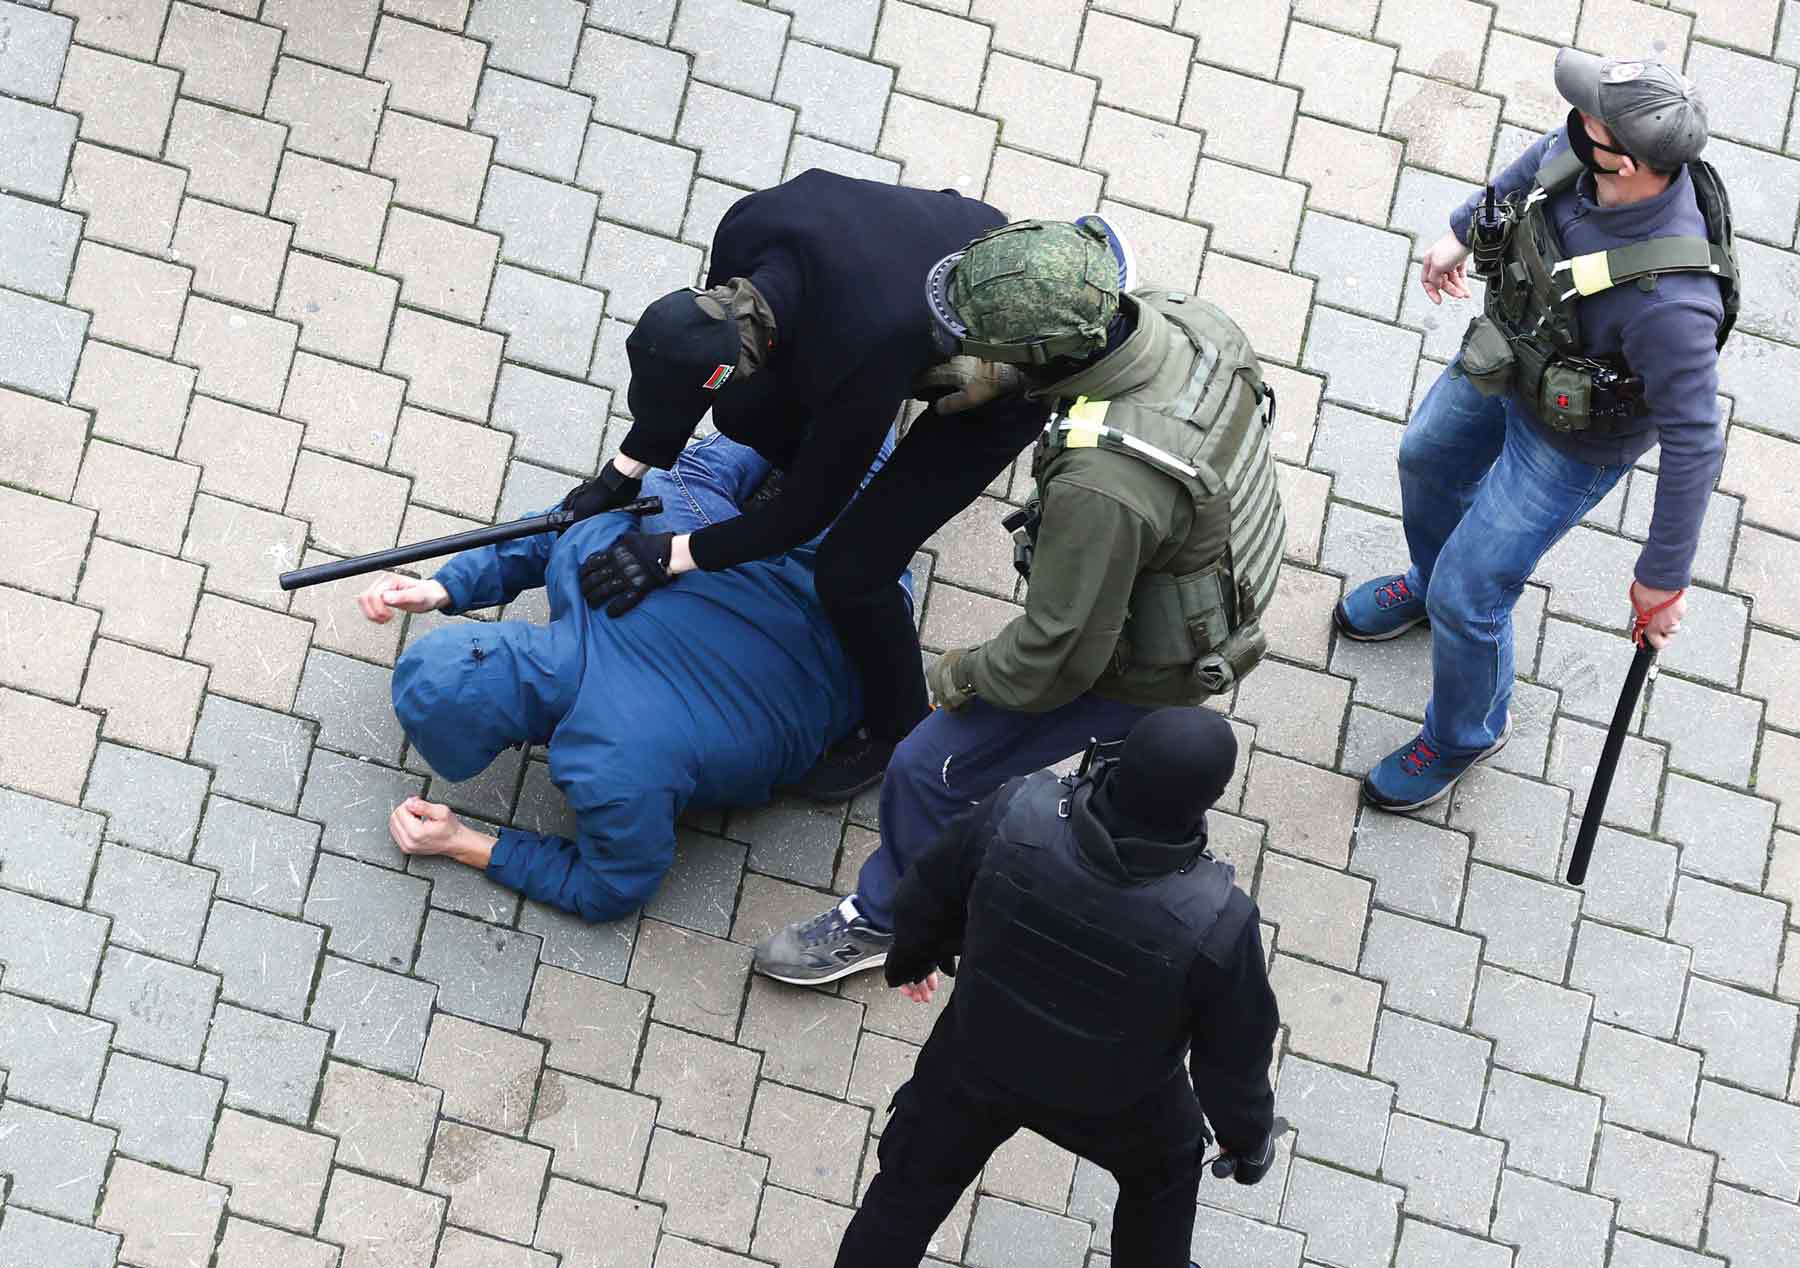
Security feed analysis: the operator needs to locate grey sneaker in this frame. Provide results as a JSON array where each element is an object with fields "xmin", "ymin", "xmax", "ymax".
[{"xmin": 754, "ymin": 897, "xmax": 894, "ymax": 986}]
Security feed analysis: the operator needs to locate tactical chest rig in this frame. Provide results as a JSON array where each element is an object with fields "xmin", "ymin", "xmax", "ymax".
[
  {"xmin": 1012, "ymin": 292, "xmax": 1286, "ymax": 696},
  {"xmin": 1462, "ymin": 146, "xmax": 1739, "ymax": 432}
]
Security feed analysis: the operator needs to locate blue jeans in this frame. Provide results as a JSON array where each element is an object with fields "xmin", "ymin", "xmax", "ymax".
[
  {"xmin": 643, "ymin": 432, "xmax": 913, "ymax": 612},
  {"xmin": 1399, "ymin": 365, "xmax": 1627, "ymax": 755},
  {"xmin": 855, "ymin": 694, "xmax": 1153, "ymax": 930}
]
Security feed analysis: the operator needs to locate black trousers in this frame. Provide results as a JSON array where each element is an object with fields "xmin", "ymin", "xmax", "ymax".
[
  {"xmin": 836, "ymin": 1026, "xmax": 1207, "ymax": 1268},
  {"xmin": 813, "ymin": 397, "xmax": 1048, "ymax": 741}
]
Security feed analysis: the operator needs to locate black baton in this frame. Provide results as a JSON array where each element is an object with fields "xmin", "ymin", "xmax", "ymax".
[
  {"xmin": 277, "ymin": 497, "xmax": 664, "ymax": 591},
  {"xmin": 1566, "ymin": 640, "xmax": 1657, "ymax": 886}
]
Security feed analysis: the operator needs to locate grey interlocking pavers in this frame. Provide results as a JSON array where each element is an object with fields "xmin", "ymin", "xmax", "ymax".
[
  {"xmin": 1710, "ymin": 1182, "xmax": 1800, "ymax": 1268},
  {"xmin": 1761, "ymin": 729, "xmax": 1800, "ymax": 831},
  {"xmin": 1471, "ymin": 965, "xmax": 1592, "ymax": 1082},
  {"xmin": 197, "ymin": 899, "xmax": 324, "ymax": 1020},
  {"xmin": 317, "ymin": 1167, "xmax": 446, "ymax": 1268},
  {"xmin": 1667, "ymin": 874, "xmax": 1786, "ymax": 991},
  {"xmin": 479, "ymin": 166, "xmax": 599, "ymax": 280},
  {"xmin": 0, "ymin": 285, "xmax": 87, "ymax": 399},
  {"xmin": 1385, "ymin": 76, "xmax": 1503, "ymax": 183},
  {"xmin": 1371, "ymin": 1010, "xmax": 1490, "ymax": 1129},
  {"xmin": 1345, "ymin": 809, "xmax": 1469, "ymax": 922},
  {"xmin": 175, "ymin": 297, "xmax": 300, "ymax": 412},
  {"xmin": 170, "ymin": 198, "xmax": 293, "ymax": 312},
  {"xmin": 1659, "ymin": 772, "xmax": 1776, "ymax": 889},
  {"xmin": 0, "ymin": 585, "xmax": 94, "ymax": 700},
  {"xmin": 191, "ymin": 697, "xmax": 318, "ymax": 817},
  {"xmin": 286, "ymin": 449, "xmax": 409, "ymax": 556},
  {"xmin": 634, "ymin": 831, "xmax": 742, "ymax": 939},
  {"xmin": 385, "ymin": 305, "xmax": 504, "ymax": 419},
  {"xmin": 55, "ymin": 43, "xmax": 177, "ymax": 155},
  {"xmin": 1547, "ymin": 715, "xmax": 1665, "ymax": 836},
  {"xmin": 202, "ymin": 1001, "xmax": 330, "ymax": 1124},
  {"xmin": 747, "ymin": 1079, "xmax": 869, "ymax": 1204},
  {"xmin": 87, "ymin": 841, "xmax": 215, "ymax": 963},
  {"xmin": 1582, "ymin": 1021, "xmax": 1702, "ymax": 1140},
  {"xmin": 94, "ymin": 1054, "xmax": 221, "ymax": 1174},
  {"xmin": 415, "ymin": 910, "xmax": 542, "ymax": 1027},
  {"xmin": 1645, "ymin": 672, "xmax": 1761, "ymax": 782},
  {"xmin": 307, "ymin": 851, "xmax": 429, "ymax": 971},
  {"xmin": 738, "ymin": 975, "xmax": 864, "ymax": 1097},
  {"xmin": 485, "ymin": 264, "xmax": 606, "ymax": 377},
  {"xmin": 417, "ymin": 1011, "xmax": 544, "ymax": 1134},
  {"xmin": 1304, "ymin": 306, "xmax": 1423, "ymax": 419},
  {"xmin": 1569, "ymin": 920, "xmax": 1690, "ymax": 1038},
  {"xmin": 262, "ymin": 0, "xmax": 380, "ymax": 71},
  {"xmin": 313, "ymin": 1059, "xmax": 443, "ymax": 1184},
  {"xmin": 0, "ymin": 1209, "xmax": 119, "ymax": 1268},
  {"xmin": 1380, "ymin": 1112, "xmax": 1503, "ymax": 1234},
  {"xmin": 577, "ymin": 124, "xmax": 700, "ymax": 235},
  {"xmin": 1692, "ymin": 1079, "xmax": 1800, "ymax": 1201},
  {"xmin": 534, "ymin": 1177, "xmax": 661, "ymax": 1268},
  {"xmin": 309, "ymin": 954, "xmax": 436, "ymax": 1074},
  {"xmin": 877, "ymin": 91, "xmax": 997, "ymax": 194},
  {"xmin": 963, "ymin": 1196, "xmax": 1091, "ymax": 1268},
  {"xmin": 1188, "ymin": 1203, "xmax": 1306, "ymax": 1268},
  {"xmin": 70, "ymin": 342, "xmax": 194, "ymax": 458},
  {"xmin": 1359, "ymin": 909, "xmax": 1482, "ymax": 1026},
  {"xmin": 529, "ymin": 1068, "xmax": 655, "ymax": 1190},
  {"xmin": 0, "ymin": 386, "xmax": 85, "ymax": 499},
  {"xmin": 519, "ymin": 963, "xmax": 647, "ymax": 1087},
  {"xmin": 293, "ymin": 650, "xmax": 404, "ymax": 765},
  {"xmin": 0, "ymin": 786, "xmax": 100, "ymax": 902},
  {"xmin": 732, "ymin": 799, "xmax": 848, "ymax": 886},
  {"xmin": 642, "ymin": 1126, "xmax": 767, "ymax": 1251},
  {"xmin": 1281, "ymin": 1159, "xmax": 1403, "ymax": 1268},
  {"xmin": 0, "ymin": 992, "xmax": 109, "ymax": 1116},
  {"xmin": 1257, "ymin": 852, "xmax": 1371, "ymax": 969},
  {"xmin": 423, "ymin": 1120, "xmax": 551, "ymax": 1241},
  {"xmin": 0, "ymin": 191, "xmax": 79, "ymax": 301},
  {"xmin": 282, "ymin": 353, "xmax": 408, "ymax": 466},
  {"xmin": 1270, "ymin": 953, "xmax": 1382, "ymax": 1070},
  {"xmin": 266, "ymin": 58, "xmax": 386, "ymax": 170},
  {"xmin": 1492, "ymin": 1170, "xmax": 1613, "ymax": 1268},
  {"xmin": 1679, "ymin": 976, "xmax": 1797, "ymax": 1096},
  {"xmin": 157, "ymin": 2, "xmax": 279, "ymax": 113},
  {"xmin": 0, "ymin": 1101, "xmax": 115, "ymax": 1220},
  {"xmin": 1275, "ymin": 1055, "xmax": 1393, "ymax": 1173},
  {"xmin": 0, "ymin": 884, "xmax": 107, "ymax": 1010},
  {"xmin": 1294, "ymin": 214, "xmax": 1411, "ymax": 321},
  {"xmin": 1481, "ymin": 1067, "xmax": 1602, "ymax": 1188},
  {"xmin": 1459, "ymin": 862, "xmax": 1579, "ymax": 979},
  {"xmin": 978, "ymin": 52, "xmax": 1096, "ymax": 164},
  {"xmin": 678, "ymin": 81, "xmax": 795, "ymax": 190},
  {"xmin": 1309, "ymin": 403, "xmax": 1406, "ymax": 512},
  {"xmin": 1392, "ymin": 1219, "xmax": 1511, "ymax": 1268},
  {"xmin": 572, "ymin": 27, "xmax": 687, "ymax": 136},
  {"xmin": 82, "ymin": 640, "xmax": 206, "ymax": 755},
  {"xmin": 73, "ymin": 442, "xmax": 199, "ymax": 559},
  {"xmin": 635, "ymin": 1021, "xmax": 761, "ymax": 1148},
  {"xmin": 0, "ymin": 94, "xmax": 75, "ymax": 199},
  {"xmin": 0, "ymin": 1, "xmax": 70, "ymax": 101},
  {"xmin": 1084, "ymin": 109, "xmax": 1202, "ymax": 217},
  {"xmin": 186, "ymin": 595, "xmax": 312, "ymax": 713},
  {"xmin": 203, "ymin": 1108, "xmax": 336, "ymax": 1232},
  {"xmin": 1589, "ymin": 1125, "xmax": 1714, "ymax": 1245},
  {"xmin": 163, "ymin": 99, "xmax": 285, "ymax": 218},
  {"xmin": 0, "ymin": 687, "xmax": 96, "ymax": 800},
  {"xmin": 472, "ymin": 69, "xmax": 588, "ymax": 182},
  {"xmin": 440, "ymin": 1228, "xmax": 557, "ymax": 1268}
]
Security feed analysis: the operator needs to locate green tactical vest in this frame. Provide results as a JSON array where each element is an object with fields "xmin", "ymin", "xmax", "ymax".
[
  {"xmin": 1028, "ymin": 291, "xmax": 1286, "ymax": 697},
  {"xmin": 1464, "ymin": 146, "xmax": 1739, "ymax": 432}
]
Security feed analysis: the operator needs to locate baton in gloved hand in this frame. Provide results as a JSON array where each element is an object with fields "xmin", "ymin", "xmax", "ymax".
[
  {"xmin": 1207, "ymin": 1117, "xmax": 1292, "ymax": 1181},
  {"xmin": 277, "ymin": 497, "xmax": 664, "ymax": 592}
]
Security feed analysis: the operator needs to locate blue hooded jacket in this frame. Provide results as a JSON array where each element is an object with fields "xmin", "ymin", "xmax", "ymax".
[{"xmin": 392, "ymin": 434, "xmax": 905, "ymax": 922}]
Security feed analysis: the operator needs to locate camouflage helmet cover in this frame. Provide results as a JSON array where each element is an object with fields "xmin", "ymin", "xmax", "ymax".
[{"xmin": 944, "ymin": 219, "xmax": 1122, "ymax": 363}]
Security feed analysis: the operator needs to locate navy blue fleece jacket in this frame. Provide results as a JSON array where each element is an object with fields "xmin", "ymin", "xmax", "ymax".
[{"xmin": 1449, "ymin": 128, "xmax": 1727, "ymax": 590}]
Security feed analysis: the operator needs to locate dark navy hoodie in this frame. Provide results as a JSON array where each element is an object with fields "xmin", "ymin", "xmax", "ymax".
[{"xmin": 1450, "ymin": 128, "xmax": 1726, "ymax": 590}]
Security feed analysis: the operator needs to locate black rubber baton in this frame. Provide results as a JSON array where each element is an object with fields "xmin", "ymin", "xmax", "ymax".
[
  {"xmin": 277, "ymin": 497, "xmax": 664, "ymax": 592},
  {"xmin": 1566, "ymin": 640, "xmax": 1656, "ymax": 886}
]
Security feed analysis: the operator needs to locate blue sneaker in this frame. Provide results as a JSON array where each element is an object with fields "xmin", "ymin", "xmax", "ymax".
[
  {"xmin": 1362, "ymin": 723, "xmax": 1511, "ymax": 812},
  {"xmin": 1334, "ymin": 573, "xmax": 1427, "ymax": 642}
]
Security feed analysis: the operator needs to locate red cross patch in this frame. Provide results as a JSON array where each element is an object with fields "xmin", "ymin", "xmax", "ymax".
[{"xmin": 1556, "ymin": 392, "xmax": 1571, "ymax": 408}]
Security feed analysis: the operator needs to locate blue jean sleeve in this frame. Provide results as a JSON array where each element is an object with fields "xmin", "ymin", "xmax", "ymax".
[{"xmin": 432, "ymin": 511, "xmax": 558, "ymax": 613}]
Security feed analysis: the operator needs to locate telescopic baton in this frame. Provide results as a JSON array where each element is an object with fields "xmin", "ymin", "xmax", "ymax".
[
  {"xmin": 1565, "ymin": 640, "xmax": 1657, "ymax": 887},
  {"xmin": 277, "ymin": 497, "xmax": 664, "ymax": 592}
]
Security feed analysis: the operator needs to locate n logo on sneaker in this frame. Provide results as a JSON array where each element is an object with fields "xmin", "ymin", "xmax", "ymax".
[{"xmin": 832, "ymin": 946, "xmax": 864, "ymax": 963}]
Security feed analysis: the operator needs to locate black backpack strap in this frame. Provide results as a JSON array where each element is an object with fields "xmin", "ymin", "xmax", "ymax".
[
  {"xmin": 1197, "ymin": 884, "xmax": 1257, "ymax": 967},
  {"xmin": 1534, "ymin": 145, "xmax": 1586, "ymax": 196},
  {"xmin": 1553, "ymin": 235, "xmax": 1719, "ymax": 298}
]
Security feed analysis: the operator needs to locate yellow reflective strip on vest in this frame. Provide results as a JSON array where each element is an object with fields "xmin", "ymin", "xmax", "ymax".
[
  {"xmin": 1067, "ymin": 398, "xmax": 1111, "ymax": 424},
  {"xmin": 1568, "ymin": 251, "xmax": 1614, "ymax": 296}
]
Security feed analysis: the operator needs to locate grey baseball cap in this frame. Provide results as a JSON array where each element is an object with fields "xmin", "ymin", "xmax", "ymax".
[{"xmin": 1554, "ymin": 48, "xmax": 1708, "ymax": 168}]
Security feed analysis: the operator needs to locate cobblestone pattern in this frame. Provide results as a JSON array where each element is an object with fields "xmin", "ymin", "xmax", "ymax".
[{"xmin": 0, "ymin": 1, "xmax": 1796, "ymax": 1265}]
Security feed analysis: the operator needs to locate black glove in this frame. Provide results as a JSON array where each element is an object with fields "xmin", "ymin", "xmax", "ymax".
[
  {"xmin": 1228, "ymin": 1128, "xmax": 1277, "ymax": 1187},
  {"xmin": 882, "ymin": 947, "xmax": 959, "ymax": 988},
  {"xmin": 561, "ymin": 464, "xmax": 643, "ymax": 522},
  {"xmin": 580, "ymin": 531, "xmax": 674, "ymax": 617}
]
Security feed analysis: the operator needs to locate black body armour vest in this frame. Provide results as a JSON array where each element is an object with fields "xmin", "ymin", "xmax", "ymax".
[{"xmin": 953, "ymin": 770, "xmax": 1249, "ymax": 1115}]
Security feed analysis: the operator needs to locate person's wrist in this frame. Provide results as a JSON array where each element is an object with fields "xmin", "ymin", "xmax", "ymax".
[
  {"xmin": 428, "ymin": 580, "xmax": 451, "ymax": 610},
  {"xmin": 667, "ymin": 534, "xmax": 696, "ymax": 575},
  {"xmin": 613, "ymin": 454, "xmax": 650, "ymax": 479}
]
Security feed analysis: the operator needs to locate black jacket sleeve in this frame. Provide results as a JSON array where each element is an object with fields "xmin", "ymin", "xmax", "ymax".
[
  {"xmin": 884, "ymin": 787, "xmax": 1014, "ymax": 986},
  {"xmin": 687, "ymin": 364, "xmax": 909, "ymax": 572},
  {"xmin": 1186, "ymin": 906, "xmax": 1279, "ymax": 1155}
]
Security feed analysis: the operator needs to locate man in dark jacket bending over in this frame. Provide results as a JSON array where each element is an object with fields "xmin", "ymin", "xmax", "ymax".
[
  {"xmin": 837, "ymin": 707, "xmax": 1279, "ymax": 1267},
  {"xmin": 562, "ymin": 169, "xmax": 1055, "ymax": 800}
]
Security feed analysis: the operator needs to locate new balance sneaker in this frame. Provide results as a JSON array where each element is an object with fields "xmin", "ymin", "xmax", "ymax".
[
  {"xmin": 1334, "ymin": 573, "xmax": 1428, "ymax": 642},
  {"xmin": 1362, "ymin": 722, "xmax": 1512, "ymax": 812},
  {"xmin": 786, "ymin": 729, "xmax": 895, "ymax": 803},
  {"xmin": 754, "ymin": 897, "xmax": 894, "ymax": 986}
]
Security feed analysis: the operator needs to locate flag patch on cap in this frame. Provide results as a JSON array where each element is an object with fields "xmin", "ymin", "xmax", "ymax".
[{"xmin": 702, "ymin": 364, "xmax": 734, "ymax": 390}]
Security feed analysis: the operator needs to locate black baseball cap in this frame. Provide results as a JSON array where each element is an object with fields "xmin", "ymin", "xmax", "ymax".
[{"xmin": 622, "ymin": 289, "xmax": 741, "ymax": 468}]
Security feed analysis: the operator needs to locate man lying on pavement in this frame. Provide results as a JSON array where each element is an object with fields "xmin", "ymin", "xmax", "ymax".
[{"xmin": 356, "ymin": 431, "xmax": 908, "ymax": 922}]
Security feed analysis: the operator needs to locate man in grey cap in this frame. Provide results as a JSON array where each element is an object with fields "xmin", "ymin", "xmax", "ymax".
[{"xmin": 1334, "ymin": 49, "xmax": 1737, "ymax": 812}]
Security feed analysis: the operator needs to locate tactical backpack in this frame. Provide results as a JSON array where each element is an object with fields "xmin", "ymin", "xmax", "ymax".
[{"xmin": 1462, "ymin": 147, "xmax": 1739, "ymax": 431}]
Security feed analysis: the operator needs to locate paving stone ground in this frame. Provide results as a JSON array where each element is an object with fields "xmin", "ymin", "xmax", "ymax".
[{"xmin": 0, "ymin": 1, "xmax": 1797, "ymax": 1265}]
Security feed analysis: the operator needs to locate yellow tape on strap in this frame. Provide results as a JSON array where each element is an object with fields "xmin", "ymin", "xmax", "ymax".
[
  {"xmin": 1067, "ymin": 397, "xmax": 1111, "ymax": 424},
  {"xmin": 1568, "ymin": 251, "xmax": 1615, "ymax": 296}
]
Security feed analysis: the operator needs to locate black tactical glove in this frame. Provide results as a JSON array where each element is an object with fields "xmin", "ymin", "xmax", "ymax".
[
  {"xmin": 560, "ymin": 463, "xmax": 643, "ymax": 522},
  {"xmin": 1227, "ymin": 1128, "xmax": 1277, "ymax": 1187},
  {"xmin": 580, "ymin": 531, "xmax": 674, "ymax": 617},
  {"xmin": 882, "ymin": 946, "xmax": 959, "ymax": 989}
]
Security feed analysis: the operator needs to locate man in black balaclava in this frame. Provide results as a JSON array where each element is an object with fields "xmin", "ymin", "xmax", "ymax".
[{"xmin": 835, "ymin": 707, "xmax": 1280, "ymax": 1268}]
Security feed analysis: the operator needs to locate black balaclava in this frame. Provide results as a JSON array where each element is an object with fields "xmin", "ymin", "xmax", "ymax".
[{"xmin": 1091, "ymin": 706, "xmax": 1239, "ymax": 842}]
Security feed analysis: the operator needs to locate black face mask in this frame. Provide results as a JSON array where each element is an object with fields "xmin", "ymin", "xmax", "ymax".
[{"xmin": 1567, "ymin": 108, "xmax": 1633, "ymax": 176}]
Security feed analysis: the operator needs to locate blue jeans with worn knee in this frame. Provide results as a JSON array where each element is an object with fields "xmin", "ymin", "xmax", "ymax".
[
  {"xmin": 1398, "ymin": 364, "xmax": 1628, "ymax": 756},
  {"xmin": 855, "ymin": 694, "xmax": 1153, "ymax": 931}
]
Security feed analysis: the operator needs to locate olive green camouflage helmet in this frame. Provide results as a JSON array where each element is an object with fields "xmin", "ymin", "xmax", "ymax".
[{"xmin": 925, "ymin": 217, "xmax": 1132, "ymax": 365}]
